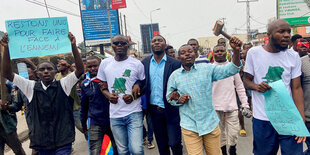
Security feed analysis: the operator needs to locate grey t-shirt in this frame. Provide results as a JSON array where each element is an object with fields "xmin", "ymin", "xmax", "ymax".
[{"xmin": 301, "ymin": 55, "xmax": 310, "ymax": 122}]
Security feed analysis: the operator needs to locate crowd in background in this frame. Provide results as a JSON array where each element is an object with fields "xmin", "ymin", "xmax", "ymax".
[{"xmin": 0, "ymin": 19, "xmax": 309, "ymax": 155}]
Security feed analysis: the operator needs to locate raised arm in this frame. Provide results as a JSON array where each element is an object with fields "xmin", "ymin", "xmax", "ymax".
[
  {"xmin": 211, "ymin": 37, "xmax": 242, "ymax": 81},
  {"xmin": 68, "ymin": 32, "xmax": 84, "ymax": 78},
  {"xmin": 0, "ymin": 33, "xmax": 14, "ymax": 82},
  {"xmin": 15, "ymin": 58, "xmax": 37, "ymax": 71},
  {"xmin": 230, "ymin": 37, "xmax": 242, "ymax": 67}
]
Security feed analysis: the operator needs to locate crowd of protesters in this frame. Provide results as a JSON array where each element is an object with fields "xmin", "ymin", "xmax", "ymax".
[{"xmin": 0, "ymin": 19, "xmax": 309, "ymax": 155}]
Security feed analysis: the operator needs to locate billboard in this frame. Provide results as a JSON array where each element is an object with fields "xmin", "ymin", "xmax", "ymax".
[
  {"xmin": 79, "ymin": 0, "xmax": 120, "ymax": 46},
  {"xmin": 278, "ymin": 0, "xmax": 310, "ymax": 25},
  {"xmin": 111, "ymin": 0, "xmax": 127, "ymax": 9},
  {"xmin": 140, "ymin": 23, "xmax": 159, "ymax": 54}
]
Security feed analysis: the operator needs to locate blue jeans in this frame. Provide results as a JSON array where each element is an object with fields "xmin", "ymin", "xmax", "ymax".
[
  {"xmin": 36, "ymin": 143, "xmax": 72, "ymax": 155},
  {"xmin": 89, "ymin": 125, "xmax": 118, "ymax": 155},
  {"xmin": 110, "ymin": 112, "xmax": 144, "ymax": 155},
  {"xmin": 73, "ymin": 109, "xmax": 83, "ymax": 133},
  {"xmin": 253, "ymin": 118, "xmax": 303, "ymax": 155},
  {"xmin": 143, "ymin": 110, "xmax": 154, "ymax": 142},
  {"xmin": 304, "ymin": 122, "xmax": 310, "ymax": 155}
]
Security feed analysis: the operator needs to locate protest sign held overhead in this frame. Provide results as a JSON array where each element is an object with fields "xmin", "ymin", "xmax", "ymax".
[{"xmin": 5, "ymin": 17, "xmax": 71, "ymax": 59}]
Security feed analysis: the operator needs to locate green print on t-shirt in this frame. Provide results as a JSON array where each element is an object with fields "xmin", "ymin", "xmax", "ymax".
[
  {"xmin": 123, "ymin": 69, "xmax": 131, "ymax": 77},
  {"xmin": 262, "ymin": 66, "xmax": 284, "ymax": 83},
  {"xmin": 112, "ymin": 69, "xmax": 131, "ymax": 94}
]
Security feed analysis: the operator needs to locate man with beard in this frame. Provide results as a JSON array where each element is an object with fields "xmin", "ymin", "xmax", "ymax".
[
  {"xmin": 166, "ymin": 36, "xmax": 242, "ymax": 155},
  {"xmin": 243, "ymin": 19, "xmax": 306, "ymax": 154},
  {"xmin": 141, "ymin": 35, "xmax": 182, "ymax": 155},
  {"xmin": 97, "ymin": 35, "xmax": 145, "ymax": 155}
]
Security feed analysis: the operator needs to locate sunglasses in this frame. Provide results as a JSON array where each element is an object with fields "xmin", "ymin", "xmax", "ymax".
[{"xmin": 113, "ymin": 41, "xmax": 128, "ymax": 46}]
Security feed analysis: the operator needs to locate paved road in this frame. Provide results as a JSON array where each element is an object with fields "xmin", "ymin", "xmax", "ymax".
[
  {"xmin": 7, "ymin": 117, "xmax": 255, "ymax": 155},
  {"xmin": 6, "ymin": 116, "xmax": 307, "ymax": 155}
]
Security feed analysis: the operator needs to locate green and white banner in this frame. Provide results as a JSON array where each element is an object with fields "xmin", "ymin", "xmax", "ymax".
[{"xmin": 278, "ymin": 0, "xmax": 310, "ymax": 25}]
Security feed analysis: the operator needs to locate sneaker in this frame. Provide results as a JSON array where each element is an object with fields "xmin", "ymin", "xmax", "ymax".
[
  {"xmin": 143, "ymin": 137, "xmax": 148, "ymax": 145},
  {"xmin": 147, "ymin": 142, "xmax": 155, "ymax": 149},
  {"xmin": 240, "ymin": 129, "xmax": 247, "ymax": 137}
]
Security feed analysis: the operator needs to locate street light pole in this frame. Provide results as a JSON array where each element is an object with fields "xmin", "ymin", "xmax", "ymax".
[{"xmin": 150, "ymin": 8, "xmax": 161, "ymax": 39}]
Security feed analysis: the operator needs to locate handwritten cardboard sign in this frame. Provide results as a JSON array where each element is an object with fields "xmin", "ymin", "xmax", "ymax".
[
  {"xmin": 5, "ymin": 17, "xmax": 71, "ymax": 59},
  {"xmin": 264, "ymin": 80, "xmax": 310, "ymax": 137}
]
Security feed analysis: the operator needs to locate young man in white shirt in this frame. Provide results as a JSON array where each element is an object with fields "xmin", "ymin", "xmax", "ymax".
[
  {"xmin": 1, "ymin": 32, "xmax": 84, "ymax": 154},
  {"xmin": 97, "ymin": 35, "xmax": 145, "ymax": 155},
  {"xmin": 243, "ymin": 19, "xmax": 306, "ymax": 155}
]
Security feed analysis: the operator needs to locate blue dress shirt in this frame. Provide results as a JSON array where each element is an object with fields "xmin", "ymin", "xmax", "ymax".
[{"xmin": 149, "ymin": 54, "xmax": 166, "ymax": 108}]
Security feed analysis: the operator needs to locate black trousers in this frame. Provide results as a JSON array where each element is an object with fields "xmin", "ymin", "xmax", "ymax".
[
  {"xmin": 0, "ymin": 123, "xmax": 25, "ymax": 155},
  {"xmin": 149, "ymin": 105, "xmax": 182, "ymax": 155}
]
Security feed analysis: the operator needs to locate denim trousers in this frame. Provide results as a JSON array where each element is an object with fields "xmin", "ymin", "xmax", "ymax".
[
  {"xmin": 36, "ymin": 143, "xmax": 72, "ymax": 155},
  {"xmin": 110, "ymin": 112, "xmax": 144, "ymax": 155},
  {"xmin": 252, "ymin": 118, "xmax": 303, "ymax": 155},
  {"xmin": 89, "ymin": 124, "xmax": 118, "ymax": 155},
  {"xmin": 73, "ymin": 109, "xmax": 83, "ymax": 133},
  {"xmin": 304, "ymin": 122, "xmax": 310, "ymax": 155},
  {"xmin": 143, "ymin": 110, "xmax": 154, "ymax": 142}
]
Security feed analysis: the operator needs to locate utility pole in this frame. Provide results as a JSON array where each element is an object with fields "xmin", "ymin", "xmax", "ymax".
[
  {"xmin": 238, "ymin": 0, "xmax": 258, "ymax": 42},
  {"xmin": 106, "ymin": 1, "xmax": 113, "ymax": 45},
  {"xmin": 44, "ymin": 0, "xmax": 50, "ymax": 17},
  {"xmin": 119, "ymin": 12, "xmax": 124, "ymax": 35},
  {"xmin": 150, "ymin": 8, "xmax": 161, "ymax": 38},
  {"xmin": 124, "ymin": 15, "xmax": 128, "ymax": 36},
  {"xmin": 137, "ymin": 41, "xmax": 141, "ymax": 58}
]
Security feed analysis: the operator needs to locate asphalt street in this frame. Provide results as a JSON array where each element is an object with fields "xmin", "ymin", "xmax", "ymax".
[
  {"xmin": 7, "ymin": 117, "xmax": 256, "ymax": 155},
  {"xmin": 7, "ymin": 116, "xmax": 308, "ymax": 155}
]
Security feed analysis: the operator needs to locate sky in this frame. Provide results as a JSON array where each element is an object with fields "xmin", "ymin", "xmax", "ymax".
[{"xmin": 0, "ymin": 0, "xmax": 276, "ymax": 50}]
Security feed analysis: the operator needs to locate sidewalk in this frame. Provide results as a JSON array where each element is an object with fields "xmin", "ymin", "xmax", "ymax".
[{"xmin": 4, "ymin": 111, "xmax": 29, "ymax": 153}]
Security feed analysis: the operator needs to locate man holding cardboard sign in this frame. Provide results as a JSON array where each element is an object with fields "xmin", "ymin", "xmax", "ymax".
[
  {"xmin": 243, "ymin": 19, "xmax": 306, "ymax": 155},
  {"xmin": 5, "ymin": 17, "xmax": 72, "ymax": 59},
  {"xmin": 0, "ymin": 31, "xmax": 84, "ymax": 154}
]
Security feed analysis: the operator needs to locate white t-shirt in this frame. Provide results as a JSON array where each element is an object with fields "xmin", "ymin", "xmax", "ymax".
[
  {"xmin": 13, "ymin": 72, "xmax": 79, "ymax": 102},
  {"xmin": 97, "ymin": 56, "xmax": 145, "ymax": 118},
  {"xmin": 244, "ymin": 46, "xmax": 301, "ymax": 121}
]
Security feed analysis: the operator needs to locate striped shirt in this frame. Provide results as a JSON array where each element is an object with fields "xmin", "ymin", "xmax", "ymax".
[{"xmin": 166, "ymin": 62, "xmax": 241, "ymax": 136}]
